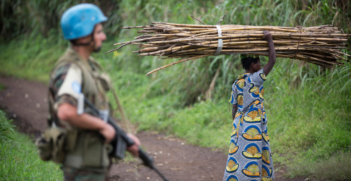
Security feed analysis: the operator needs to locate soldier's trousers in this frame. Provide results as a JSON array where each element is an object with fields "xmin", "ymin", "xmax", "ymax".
[{"xmin": 63, "ymin": 167, "xmax": 109, "ymax": 181}]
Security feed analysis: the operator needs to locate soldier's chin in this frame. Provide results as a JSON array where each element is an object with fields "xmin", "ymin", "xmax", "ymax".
[{"xmin": 93, "ymin": 46, "xmax": 102, "ymax": 53}]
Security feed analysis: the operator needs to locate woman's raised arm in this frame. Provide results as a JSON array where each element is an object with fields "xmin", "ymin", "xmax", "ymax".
[{"xmin": 263, "ymin": 31, "xmax": 276, "ymax": 76}]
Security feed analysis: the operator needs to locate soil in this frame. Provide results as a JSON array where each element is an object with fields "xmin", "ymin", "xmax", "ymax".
[{"xmin": 0, "ymin": 75, "xmax": 308, "ymax": 181}]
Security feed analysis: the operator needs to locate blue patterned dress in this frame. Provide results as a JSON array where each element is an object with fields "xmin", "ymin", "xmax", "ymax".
[{"xmin": 223, "ymin": 69, "xmax": 275, "ymax": 181}]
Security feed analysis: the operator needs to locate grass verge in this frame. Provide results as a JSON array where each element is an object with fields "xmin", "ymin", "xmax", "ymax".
[
  {"xmin": 0, "ymin": 110, "xmax": 62, "ymax": 180},
  {"xmin": 288, "ymin": 151, "xmax": 351, "ymax": 180}
]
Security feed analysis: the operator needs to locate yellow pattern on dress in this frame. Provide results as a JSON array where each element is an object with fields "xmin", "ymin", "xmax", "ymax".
[
  {"xmin": 237, "ymin": 79, "xmax": 245, "ymax": 89},
  {"xmin": 229, "ymin": 142, "xmax": 239, "ymax": 154},
  {"xmin": 243, "ymin": 127, "xmax": 262, "ymax": 140},
  {"xmin": 243, "ymin": 146, "xmax": 262, "ymax": 158},
  {"xmin": 237, "ymin": 95, "xmax": 244, "ymax": 106},
  {"xmin": 262, "ymin": 150, "xmax": 270, "ymax": 164},
  {"xmin": 226, "ymin": 160, "xmax": 239, "ymax": 172},
  {"xmin": 263, "ymin": 132, "xmax": 269, "ymax": 142},
  {"xmin": 244, "ymin": 109, "xmax": 262, "ymax": 122},
  {"xmin": 227, "ymin": 178, "xmax": 237, "ymax": 181},
  {"xmin": 243, "ymin": 164, "xmax": 260, "ymax": 177}
]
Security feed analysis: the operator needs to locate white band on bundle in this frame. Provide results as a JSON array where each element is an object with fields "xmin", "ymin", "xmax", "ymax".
[{"xmin": 215, "ymin": 25, "xmax": 223, "ymax": 55}]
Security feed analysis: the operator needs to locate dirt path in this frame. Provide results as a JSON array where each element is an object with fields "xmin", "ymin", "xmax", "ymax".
[{"xmin": 0, "ymin": 76, "xmax": 306, "ymax": 181}]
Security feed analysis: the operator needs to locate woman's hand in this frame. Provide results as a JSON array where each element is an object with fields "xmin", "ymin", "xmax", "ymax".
[{"xmin": 263, "ymin": 31, "xmax": 273, "ymax": 41}]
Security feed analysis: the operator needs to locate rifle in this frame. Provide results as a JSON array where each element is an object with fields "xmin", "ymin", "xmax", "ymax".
[{"xmin": 83, "ymin": 98, "xmax": 169, "ymax": 181}]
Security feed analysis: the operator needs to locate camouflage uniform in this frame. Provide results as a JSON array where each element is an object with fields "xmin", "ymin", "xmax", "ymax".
[
  {"xmin": 49, "ymin": 64, "xmax": 78, "ymax": 109},
  {"xmin": 48, "ymin": 47, "xmax": 113, "ymax": 181},
  {"xmin": 62, "ymin": 167, "xmax": 109, "ymax": 181}
]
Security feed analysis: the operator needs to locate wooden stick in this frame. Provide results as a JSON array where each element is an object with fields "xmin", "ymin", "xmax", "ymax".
[{"xmin": 145, "ymin": 55, "xmax": 209, "ymax": 75}]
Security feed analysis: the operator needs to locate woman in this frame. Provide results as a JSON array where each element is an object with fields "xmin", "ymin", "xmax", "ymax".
[{"xmin": 223, "ymin": 31, "xmax": 276, "ymax": 181}]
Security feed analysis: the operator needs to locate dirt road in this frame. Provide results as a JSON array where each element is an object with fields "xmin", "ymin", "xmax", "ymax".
[{"xmin": 0, "ymin": 76, "xmax": 304, "ymax": 181}]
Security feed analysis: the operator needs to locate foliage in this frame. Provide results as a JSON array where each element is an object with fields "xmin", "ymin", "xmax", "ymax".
[
  {"xmin": 288, "ymin": 151, "xmax": 351, "ymax": 180},
  {"xmin": 0, "ymin": 0, "xmax": 351, "ymax": 180},
  {"xmin": 0, "ymin": 35, "xmax": 66, "ymax": 83},
  {"xmin": 0, "ymin": 110, "xmax": 15, "ymax": 143},
  {"xmin": 265, "ymin": 62, "xmax": 351, "ymax": 180},
  {"xmin": 0, "ymin": 0, "xmax": 121, "ymax": 41},
  {"xmin": 0, "ymin": 111, "xmax": 62, "ymax": 180}
]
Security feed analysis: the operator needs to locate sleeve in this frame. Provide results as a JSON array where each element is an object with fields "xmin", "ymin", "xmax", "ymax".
[
  {"xmin": 230, "ymin": 82, "xmax": 238, "ymax": 105},
  {"xmin": 50, "ymin": 63, "xmax": 82, "ymax": 109},
  {"xmin": 248, "ymin": 69, "xmax": 266, "ymax": 87}
]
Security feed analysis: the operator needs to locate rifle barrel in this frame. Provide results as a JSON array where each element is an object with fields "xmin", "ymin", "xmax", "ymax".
[{"xmin": 153, "ymin": 167, "xmax": 169, "ymax": 181}]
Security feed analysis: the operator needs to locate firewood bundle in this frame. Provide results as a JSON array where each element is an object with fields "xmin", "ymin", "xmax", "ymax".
[{"xmin": 107, "ymin": 22, "xmax": 350, "ymax": 75}]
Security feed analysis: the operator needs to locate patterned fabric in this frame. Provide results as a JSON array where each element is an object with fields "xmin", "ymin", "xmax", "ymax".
[
  {"xmin": 49, "ymin": 63, "xmax": 78, "ymax": 107},
  {"xmin": 63, "ymin": 167, "xmax": 108, "ymax": 181},
  {"xmin": 223, "ymin": 69, "xmax": 274, "ymax": 181}
]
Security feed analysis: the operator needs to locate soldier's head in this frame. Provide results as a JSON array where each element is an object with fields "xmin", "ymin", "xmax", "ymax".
[
  {"xmin": 61, "ymin": 3, "xmax": 107, "ymax": 53},
  {"xmin": 241, "ymin": 55, "xmax": 261, "ymax": 72}
]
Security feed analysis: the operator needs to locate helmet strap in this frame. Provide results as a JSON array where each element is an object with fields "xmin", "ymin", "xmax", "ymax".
[{"xmin": 70, "ymin": 34, "xmax": 95, "ymax": 47}]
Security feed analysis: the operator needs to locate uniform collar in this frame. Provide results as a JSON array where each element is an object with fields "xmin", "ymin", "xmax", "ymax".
[{"xmin": 66, "ymin": 47, "xmax": 95, "ymax": 71}]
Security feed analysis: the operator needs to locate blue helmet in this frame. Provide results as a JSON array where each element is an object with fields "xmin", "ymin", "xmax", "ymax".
[{"xmin": 61, "ymin": 3, "xmax": 108, "ymax": 40}]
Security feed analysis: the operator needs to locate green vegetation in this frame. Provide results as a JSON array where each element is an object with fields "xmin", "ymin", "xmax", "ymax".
[
  {"xmin": 0, "ymin": 111, "xmax": 14, "ymax": 143},
  {"xmin": 264, "ymin": 61, "xmax": 351, "ymax": 180},
  {"xmin": 289, "ymin": 151, "xmax": 351, "ymax": 180},
  {"xmin": 0, "ymin": 36, "xmax": 66, "ymax": 83},
  {"xmin": 0, "ymin": 0, "xmax": 350, "ymax": 180},
  {"xmin": 0, "ymin": 111, "xmax": 62, "ymax": 180},
  {"xmin": 0, "ymin": 0, "xmax": 121, "ymax": 41}
]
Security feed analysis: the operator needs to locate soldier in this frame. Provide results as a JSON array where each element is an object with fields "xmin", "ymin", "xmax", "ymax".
[{"xmin": 48, "ymin": 3, "xmax": 140, "ymax": 181}]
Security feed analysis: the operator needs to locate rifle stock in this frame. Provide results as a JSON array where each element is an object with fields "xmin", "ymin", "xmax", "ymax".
[{"xmin": 83, "ymin": 98, "xmax": 169, "ymax": 181}]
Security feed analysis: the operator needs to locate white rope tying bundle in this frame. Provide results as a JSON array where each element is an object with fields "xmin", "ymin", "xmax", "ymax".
[{"xmin": 215, "ymin": 25, "xmax": 223, "ymax": 55}]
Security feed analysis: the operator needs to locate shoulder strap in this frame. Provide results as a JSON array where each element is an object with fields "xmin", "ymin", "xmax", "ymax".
[{"xmin": 87, "ymin": 58, "xmax": 132, "ymax": 133}]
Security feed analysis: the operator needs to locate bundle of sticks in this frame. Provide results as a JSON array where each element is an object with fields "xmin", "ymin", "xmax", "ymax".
[{"xmin": 107, "ymin": 22, "xmax": 350, "ymax": 75}]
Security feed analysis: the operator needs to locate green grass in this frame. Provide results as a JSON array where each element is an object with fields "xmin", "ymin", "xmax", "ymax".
[
  {"xmin": 0, "ymin": 35, "xmax": 66, "ymax": 83},
  {"xmin": 265, "ymin": 62, "xmax": 351, "ymax": 179},
  {"xmin": 288, "ymin": 151, "xmax": 351, "ymax": 180},
  {"xmin": 0, "ymin": 0, "xmax": 350, "ymax": 180},
  {"xmin": 0, "ymin": 111, "xmax": 15, "ymax": 144},
  {"xmin": 0, "ymin": 111, "xmax": 62, "ymax": 180}
]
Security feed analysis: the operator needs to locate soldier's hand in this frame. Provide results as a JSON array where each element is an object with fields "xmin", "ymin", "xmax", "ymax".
[
  {"xmin": 99, "ymin": 124, "xmax": 116, "ymax": 143},
  {"xmin": 263, "ymin": 31, "xmax": 273, "ymax": 41},
  {"xmin": 126, "ymin": 133, "xmax": 140, "ymax": 157}
]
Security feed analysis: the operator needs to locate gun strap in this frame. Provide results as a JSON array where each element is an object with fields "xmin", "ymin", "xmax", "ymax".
[
  {"xmin": 94, "ymin": 64, "xmax": 132, "ymax": 133},
  {"xmin": 111, "ymin": 86, "xmax": 132, "ymax": 133}
]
